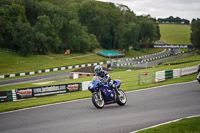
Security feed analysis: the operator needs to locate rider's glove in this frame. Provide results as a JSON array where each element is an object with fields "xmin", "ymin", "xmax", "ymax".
[
  {"xmin": 109, "ymin": 80, "xmax": 114, "ymax": 86},
  {"xmin": 109, "ymin": 80, "xmax": 116, "ymax": 88},
  {"xmin": 112, "ymin": 83, "xmax": 116, "ymax": 88}
]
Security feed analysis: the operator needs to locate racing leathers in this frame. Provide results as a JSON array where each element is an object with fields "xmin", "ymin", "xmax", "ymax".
[
  {"xmin": 93, "ymin": 70, "xmax": 119, "ymax": 93},
  {"xmin": 95, "ymin": 70, "xmax": 111, "ymax": 85}
]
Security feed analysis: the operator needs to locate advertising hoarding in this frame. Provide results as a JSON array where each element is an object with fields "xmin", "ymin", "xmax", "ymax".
[
  {"xmin": 33, "ymin": 85, "xmax": 67, "ymax": 97},
  {"xmin": 0, "ymin": 91, "xmax": 8, "ymax": 102},
  {"xmin": 16, "ymin": 89, "xmax": 33, "ymax": 99}
]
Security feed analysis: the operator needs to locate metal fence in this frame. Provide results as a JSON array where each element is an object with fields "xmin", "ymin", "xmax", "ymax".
[{"xmin": 138, "ymin": 71, "xmax": 154, "ymax": 85}]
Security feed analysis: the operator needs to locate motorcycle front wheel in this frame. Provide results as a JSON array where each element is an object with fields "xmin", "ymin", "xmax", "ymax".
[
  {"xmin": 92, "ymin": 92, "xmax": 104, "ymax": 109},
  {"xmin": 116, "ymin": 90, "xmax": 127, "ymax": 106}
]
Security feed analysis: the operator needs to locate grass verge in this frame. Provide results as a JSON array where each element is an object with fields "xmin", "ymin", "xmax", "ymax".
[{"xmin": 137, "ymin": 116, "xmax": 200, "ymax": 133}]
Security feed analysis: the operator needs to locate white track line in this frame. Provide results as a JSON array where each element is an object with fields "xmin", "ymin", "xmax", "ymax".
[{"xmin": 130, "ymin": 115, "xmax": 200, "ymax": 133}]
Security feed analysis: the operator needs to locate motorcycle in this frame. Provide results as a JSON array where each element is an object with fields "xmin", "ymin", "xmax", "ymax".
[{"xmin": 88, "ymin": 79, "xmax": 127, "ymax": 109}]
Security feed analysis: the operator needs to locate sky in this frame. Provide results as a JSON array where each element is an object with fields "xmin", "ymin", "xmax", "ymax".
[{"xmin": 97, "ymin": 0, "xmax": 200, "ymax": 22}]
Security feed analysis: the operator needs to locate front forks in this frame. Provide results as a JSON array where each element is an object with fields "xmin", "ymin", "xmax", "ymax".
[{"xmin": 98, "ymin": 90, "xmax": 103, "ymax": 100}]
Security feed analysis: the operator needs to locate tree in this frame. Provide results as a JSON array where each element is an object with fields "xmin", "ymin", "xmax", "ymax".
[
  {"xmin": 78, "ymin": 0, "xmax": 110, "ymax": 43},
  {"xmin": 11, "ymin": 3, "xmax": 27, "ymax": 23},
  {"xmin": 34, "ymin": 32, "xmax": 49, "ymax": 54},
  {"xmin": 0, "ymin": 0, "xmax": 162, "ymax": 56},
  {"xmin": 13, "ymin": 21, "xmax": 34, "ymax": 56},
  {"xmin": 139, "ymin": 18, "xmax": 158, "ymax": 45},
  {"xmin": 67, "ymin": 19, "xmax": 100, "ymax": 53},
  {"xmin": 118, "ymin": 22, "xmax": 139, "ymax": 50},
  {"xmin": 78, "ymin": 1, "xmax": 140, "ymax": 50},
  {"xmin": 191, "ymin": 19, "xmax": 200, "ymax": 49},
  {"xmin": 34, "ymin": 15, "xmax": 61, "ymax": 53},
  {"xmin": 191, "ymin": 18, "xmax": 197, "ymax": 24},
  {"xmin": 155, "ymin": 24, "xmax": 161, "ymax": 40},
  {"xmin": 0, "ymin": 2, "xmax": 32, "ymax": 55},
  {"xmin": 157, "ymin": 16, "xmax": 190, "ymax": 24},
  {"xmin": 0, "ymin": 15, "xmax": 6, "ymax": 47}
]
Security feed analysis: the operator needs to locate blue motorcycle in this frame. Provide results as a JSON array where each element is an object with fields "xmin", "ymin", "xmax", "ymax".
[{"xmin": 88, "ymin": 79, "xmax": 127, "ymax": 109}]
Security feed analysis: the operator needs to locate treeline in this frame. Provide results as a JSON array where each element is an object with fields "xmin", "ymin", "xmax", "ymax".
[
  {"xmin": 0, "ymin": 0, "xmax": 160, "ymax": 56},
  {"xmin": 191, "ymin": 18, "xmax": 200, "ymax": 49},
  {"xmin": 157, "ymin": 16, "xmax": 190, "ymax": 25}
]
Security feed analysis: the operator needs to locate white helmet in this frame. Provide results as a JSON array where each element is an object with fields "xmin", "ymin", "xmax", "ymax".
[{"xmin": 94, "ymin": 65, "xmax": 102, "ymax": 76}]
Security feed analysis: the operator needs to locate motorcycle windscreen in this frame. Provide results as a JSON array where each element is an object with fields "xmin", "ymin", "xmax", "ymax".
[{"xmin": 114, "ymin": 80, "xmax": 121, "ymax": 88}]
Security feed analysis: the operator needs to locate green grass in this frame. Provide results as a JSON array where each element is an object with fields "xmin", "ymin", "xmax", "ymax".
[
  {"xmin": 0, "ymin": 48, "xmax": 163, "ymax": 75},
  {"xmin": 125, "ymin": 48, "xmax": 163, "ymax": 58},
  {"xmin": 159, "ymin": 24, "xmax": 192, "ymax": 44},
  {"xmin": 137, "ymin": 117, "xmax": 200, "ymax": 133},
  {"xmin": 0, "ymin": 50, "xmax": 106, "ymax": 75},
  {"xmin": 163, "ymin": 53, "xmax": 200, "ymax": 66}
]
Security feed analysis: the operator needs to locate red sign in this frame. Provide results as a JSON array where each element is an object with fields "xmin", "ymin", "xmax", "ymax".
[
  {"xmin": 67, "ymin": 84, "xmax": 79, "ymax": 92},
  {"xmin": 16, "ymin": 89, "xmax": 33, "ymax": 99},
  {"xmin": 143, "ymin": 72, "xmax": 148, "ymax": 76}
]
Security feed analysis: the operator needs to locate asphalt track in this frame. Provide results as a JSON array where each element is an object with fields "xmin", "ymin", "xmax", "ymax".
[
  {"xmin": 0, "ymin": 81, "xmax": 200, "ymax": 133},
  {"xmin": 0, "ymin": 71, "xmax": 70, "ymax": 86}
]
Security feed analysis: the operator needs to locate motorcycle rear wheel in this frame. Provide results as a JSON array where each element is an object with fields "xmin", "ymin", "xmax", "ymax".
[
  {"xmin": 92, "ymin": 92, "xmax": 104, "ymax": 109},
  {"xmin": 116, "ymin": 90, "xmax": 127, "ymax": 106}
]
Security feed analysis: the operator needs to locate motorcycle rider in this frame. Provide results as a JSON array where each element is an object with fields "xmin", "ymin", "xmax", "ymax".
[{"xmin": 94, "ymin": 65, "xmax": 118, "ymax": 93}]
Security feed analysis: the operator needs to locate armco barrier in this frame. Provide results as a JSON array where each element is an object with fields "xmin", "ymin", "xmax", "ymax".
[
  {"xmin": 165, "ymin": 70, "xmax": 173, "ymax": 79},
  {"xmin": 155, "ymin": 71, "xmax": 165, "ymax": 82},
  {"xmin": 7, "ymin": 91, "xmax": 13, "ymax": 102},
  {"xmin": 173, "ymin": 69, "xmax": 181, "ymax": 78},
  {"xmin": 0, "ymin": 61, "xmax": 106, "ymax": 79},
  {"xmin": 82, "ymin": 81, "xmax": 91, "ymax": 91},
  {"xmin": 181, "ymin": 66, "xmax": 197, "ymax": 76},
  {"xmin": 0, "ymin": 91, "xmax": 14, "ymax": 102},
  {"xmin": 0, "ymin": 91, "xmax": 9, "ymax": 102},
  {"xmin": 155, "ymin": 65, "xmax": 197, "ymax": 82},
  {"xmin": 113, "ymin": 49, "xmax": 175, "ymax": 68},
  {"xmin": 0, "ymin": 83, "xmax": 82, "ymax": 102}
]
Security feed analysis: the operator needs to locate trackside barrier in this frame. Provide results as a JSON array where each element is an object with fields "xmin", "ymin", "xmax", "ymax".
[
  {"xmin": 173, "ymin": 69, "xmax": 181, "ymax": 78},
  {"xmin": 181, "ymin": 66, "xmax": 197, "ymax": 76},
  {"xmin": 0, "ymin": 83, "xmax": 82, "ymax": 102},
  {"xmin": 155, "ymin": 65, "xmax": 197, "ymax": 82},
  {"xmin": 0, "ymin": 61, "xmax": 106, "ymax": 79},
  {"xmin": 82, "ymin": 81, "xmax": 91, "ymax": 91},
  {"xmin": 165, "ymin": 70, "xmax": 173, "ymax": 79},
  {"xmin": 114, "ymin": 49, "xmax": 173, "ymax": 67},
  {"xmin": 155, "ymin": 71, "xmax": 165, "ymax": 82},
  {"xmin": 0, "ymin": 91, "xmax": 13, "ymax": 102}
]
